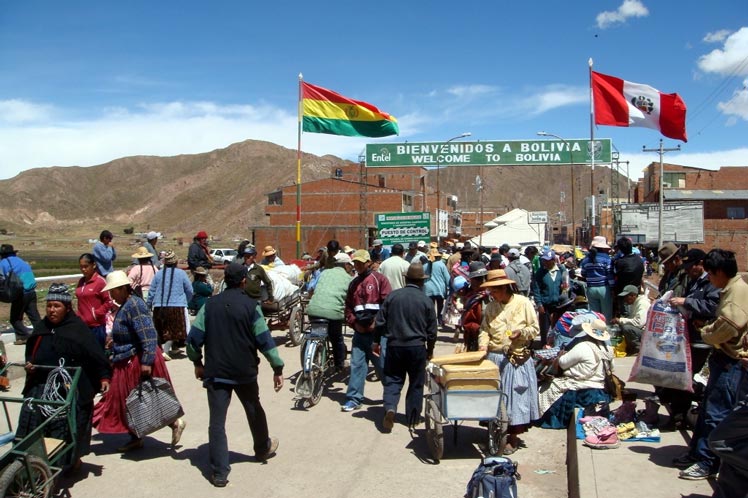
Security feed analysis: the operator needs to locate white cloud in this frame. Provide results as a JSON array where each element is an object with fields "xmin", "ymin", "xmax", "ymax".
[
  {"xmin": 0, "ymin": 99, "xmax": 54, "ymax": 124},
  {"xmin": 703, "ymin": 29, "xmax": 732, "ymax": 44},
  {"xmin": 622, "ymin": 147, "xmax": 748, "ymax": 180},
  {"xmin": 596, "ymin": 0, "xmax": 649, "ymax": 29},
  {"xmin": 697, "ymin": 27, "xmax": 748, "ymax": 76},
  {"xmin": 0, "ymin": 99, "xmax": 373, "ymax": 180},
  {"xmin": 446, "ymin": 85, "xmax": 499, "ymax": 99},
  {"xmin": 520, "ymin": 86, "xmax": 588, "ymax": 116},
  {"xmin": 717, "ymin": 79, "xmax": 748, "ymax": 121}
]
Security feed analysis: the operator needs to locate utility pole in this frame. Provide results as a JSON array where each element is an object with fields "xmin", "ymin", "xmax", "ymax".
[{"xmin": 642, "ymin": 139, "xmax": 681, "ymax": 253}]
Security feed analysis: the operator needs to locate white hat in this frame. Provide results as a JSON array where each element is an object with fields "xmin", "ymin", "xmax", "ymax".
[
  {"xmin": 146, "ymin": 231, "xmax": 161, "ymax": 240},
  {"xmin": 102, "ymin": 271, "xmax": 132, "ymax": 292},
  {"xmin": 334, "ymin": 252, "xmax": 353, "ymax": 264},
  {"xmin": 417, "ymin": 240, "xmax": 427, "ymax": 248}
]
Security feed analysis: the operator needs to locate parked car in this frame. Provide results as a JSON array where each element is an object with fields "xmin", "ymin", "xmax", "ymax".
[{"xmin": 209, "ymin": 248, "xmax": 238, "ymax": 264}]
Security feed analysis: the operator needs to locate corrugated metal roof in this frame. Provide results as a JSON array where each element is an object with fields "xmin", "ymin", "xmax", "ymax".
[{"xmin": 665, "ymin": 190, "xmax": 748, "ymax": 200}]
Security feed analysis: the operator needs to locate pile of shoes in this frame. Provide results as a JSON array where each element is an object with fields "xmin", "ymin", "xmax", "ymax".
[{"xmin": 580, "ymin": 416, "xmax": 620, "ymax": 449}]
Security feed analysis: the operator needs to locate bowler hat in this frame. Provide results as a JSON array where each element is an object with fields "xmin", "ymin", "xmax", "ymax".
[
  {"xmin": 404, "ymin": 262, "xmax": 428, "ymax": 280},
  {"xmin": 658, "ymin": 242, "xmax": 680, "ymax": 264}
]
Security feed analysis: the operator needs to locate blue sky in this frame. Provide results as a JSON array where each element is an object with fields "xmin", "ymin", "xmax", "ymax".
[{"xmin": 1, "ymin": 0, "xmax": 746, "ymax": 181}]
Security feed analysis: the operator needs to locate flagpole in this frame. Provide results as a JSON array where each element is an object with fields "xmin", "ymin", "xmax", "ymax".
[
  {"xmin": 296, "ymin": 73, "xmax": 303, "ymax": 259},
  {"xmin": 588, "ymin": 58, "xmax": 596, "ymax": 242}
]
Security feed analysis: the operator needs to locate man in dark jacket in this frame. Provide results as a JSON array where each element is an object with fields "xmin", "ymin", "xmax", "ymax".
[
  {"xmin": 532, "ymin": 249, "xmax": 569, "ymax": 345},
  {"xmin": 663, "ymin": 248, "xmax": 720, "ymax": 426},
  {"xmin": 613, "ymin": 237, "xmax": 644, "ymax": 296},
  {"xmin": 187, "ymin": 230, "xmax": 212, "ymax": 272},
  {"xmin": 373, "ymin": 262, "xmax": 437, "ymax": 432},
  {"xmin": 187, "ymin": 263, "xmax": 284, "ymax": 487}
]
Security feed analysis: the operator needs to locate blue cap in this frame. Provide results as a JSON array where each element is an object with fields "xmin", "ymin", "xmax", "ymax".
[{"xmin": 540, "ymin": 249, "xmax": 556, "ymax": 261}]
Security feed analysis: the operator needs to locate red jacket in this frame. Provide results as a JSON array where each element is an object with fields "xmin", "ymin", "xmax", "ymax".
[
  {"xmin": 75, "ymin": 274, "xmax": 113, "ymax": 327},
  {"xmin": 345, "ymin": 270, "xmax": 391, "ymax": 330}
]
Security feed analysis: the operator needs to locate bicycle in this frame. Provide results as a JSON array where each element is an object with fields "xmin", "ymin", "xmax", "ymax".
[{"xmin": 294, "ymin": 318, "xmax": 334, "ymax": 407}]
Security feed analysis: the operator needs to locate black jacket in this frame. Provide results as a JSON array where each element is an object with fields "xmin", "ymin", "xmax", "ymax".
[
  {"xmin": 614, "ymin": 254, "xmax": 644, "ymax": 293},
  {"xmin": 683, "ymin": 272, "xmax": 720, "ymax": 341},
  {"xmin": 25, "ymin": 312, "xmax": 112, "ymax": 404},
  {"xmin": 374, "ymin": 284, "xmax": 437, "ymax": 355}
]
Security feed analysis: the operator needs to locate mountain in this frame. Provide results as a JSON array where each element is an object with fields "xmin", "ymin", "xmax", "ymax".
[{"xmin": 0, "ymin": 139, "xmax": 629, "ymax": 239}]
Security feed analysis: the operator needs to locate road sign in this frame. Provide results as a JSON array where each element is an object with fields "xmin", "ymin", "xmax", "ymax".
[
  {"xmin": 366, "ymin": 139, "xmax": 612, "ymax": 167},
  {"xmin": 375, "ymin": 211, "xmax": 431, "ymax": 246},
  {"xmin": 528, "ymin": 211, "xmax": 549, "ymax": 224}
]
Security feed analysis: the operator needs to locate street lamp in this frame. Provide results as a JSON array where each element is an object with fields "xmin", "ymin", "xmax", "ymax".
[
  {"xmin": 436, "ymin": 132, "xmax": 471, "ymax": 244},
  {"xmin": 537, "ymin": 131, "xmax": 576, "ymax": 248}
]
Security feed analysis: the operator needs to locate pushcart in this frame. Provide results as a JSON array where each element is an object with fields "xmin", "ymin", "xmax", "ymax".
[
  {"xmin": 261, "ymin": 288, "xmax": 305, "ymax": 346},
  {"xmin": 0, "ymin": 362, "xmax": 82, "ymax": 498},
  {"xmin": 423, "ymin": 360, "xmax": 509, "ymax": 463}
]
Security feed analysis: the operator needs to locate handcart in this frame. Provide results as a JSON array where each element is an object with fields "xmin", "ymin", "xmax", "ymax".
[
  {"xmin": 261, "ymin": 288, "xmax": 305, "ymax": 346},
  {"xmin": 423, "ymin": 352, "xmax": 509, "ymax": 463},
  {"xmin": 0, "ymin": 362, "xmax": 82, "ymax": 498}
]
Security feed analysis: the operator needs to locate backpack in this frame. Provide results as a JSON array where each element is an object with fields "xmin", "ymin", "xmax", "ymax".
[
  {"xmin": 0, "ymin": 262, "xmax": 24, "ymax": 303},
  {"xmin": 465, "ymin": 456, "xmax": 520, "ymax": 498}
]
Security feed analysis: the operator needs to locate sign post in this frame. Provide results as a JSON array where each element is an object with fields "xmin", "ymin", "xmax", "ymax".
[
  {"xmin": 375, "ymin": 212, "xmax": 431, "ymax": 247},
  {"xmin": 366, "ymin": 139, "xmax": 612, "ymax": 167}
]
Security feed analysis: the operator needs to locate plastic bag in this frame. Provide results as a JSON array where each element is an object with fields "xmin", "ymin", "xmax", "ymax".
[{"xmin": 629, "ymin": 291, "xmax": 693, "ymax": 391}]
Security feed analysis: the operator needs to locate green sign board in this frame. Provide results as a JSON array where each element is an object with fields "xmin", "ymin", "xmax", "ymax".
[
  {"xmin": 375, "ymin": 211, "xmax": 431, "ymax": 246},
  {"xmin": 366, "ymin": 138, "xmax": 612, "ymax": 167}
]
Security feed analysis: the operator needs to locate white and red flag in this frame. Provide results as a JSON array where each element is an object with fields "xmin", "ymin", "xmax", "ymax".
[{"xmin": 591, "ymin": 70, "xmax": 687, "ymax": 142}]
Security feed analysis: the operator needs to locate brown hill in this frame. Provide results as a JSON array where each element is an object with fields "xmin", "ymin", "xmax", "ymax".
[{"xmin": 0, "ymin": 139, "xmax": 629, "ymax": 240}]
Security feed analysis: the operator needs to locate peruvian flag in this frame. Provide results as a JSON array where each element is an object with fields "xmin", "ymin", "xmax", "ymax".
[{"xmin": 592, "ymin": 71, "xmax": 687, "ymax": 142}]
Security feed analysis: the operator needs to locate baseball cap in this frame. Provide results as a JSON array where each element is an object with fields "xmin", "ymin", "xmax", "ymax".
[
  {"xmin": 417, "ymin": 240, "xmax": 427, "ymax": 248},
  {"xmin": 372, "ymin": 239, "xmax": 383, "ymax": 246},
  {"xmin": 146, "ymin": 231, "xmax": 161, "ymax": 240},
  {"xmin": 682, "ymin": 248, "xmax": 707, "ymax": 268},
  {"xmin": 351, "ymin": 249, "xmax": 371, "ymax": 263},
  {"xmin": 618, "ymin": 285, "xmax": 640, "ymax": 296},
  {"xmin": 540, "ymin": 249, "xmax": 555, "ymax": 261},
  {"xmin": 334, "ymin": 252, "xmax": 353, "ymax": 264},
  {"xmin": 224, "ymin": 262, "xmax": 248, "ymax": 286},
  {"xmin": 408, "ymin": 241, "xmax": 418, "ymax": 249},
  {"xmin": 508, "ymin": 248, "xmax": 520, "ymax": 258}
]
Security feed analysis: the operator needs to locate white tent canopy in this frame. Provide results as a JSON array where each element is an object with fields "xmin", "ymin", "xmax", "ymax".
[{"xmin": 470, "ymin": 208, "xmax": 545, "ymax": 248}]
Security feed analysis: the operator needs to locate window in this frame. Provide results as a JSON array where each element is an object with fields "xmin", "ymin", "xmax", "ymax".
[
  {"xmin": 663, "ymin": 172, "xmax": 686, "ymax": 189},
  {"xmin": 727, "ymin": 207, "xmax": 746, "ymax": 219},
  {"xmin": 378, "ymin": 175, "xmax": 386, "ymax": 188},
  {"xmin": 268, "ymin": 190, "xmax": 283, "ymax": 205},
  {"xmin": 402, "ymin": 193, "xmax": 413, "ymax": 211}
]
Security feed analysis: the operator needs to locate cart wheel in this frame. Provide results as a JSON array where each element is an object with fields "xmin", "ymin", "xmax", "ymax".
[
  {"xmin": 0, "ymin": 455, "xmax": 54, "ymax": 498},
  {"xmin": 425, "ymin": 400, "xmax": 444, "ymax": 463},
  {"xmin": 487, "ymin": 398, "xmax": 509, "ymax": 456},
  {"xmin": 287, "ymin": 305, "xmax": 304, "ymax": 346}
]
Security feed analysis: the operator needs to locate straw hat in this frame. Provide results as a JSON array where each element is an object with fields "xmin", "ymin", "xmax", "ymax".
[
  {"xmin": 102, "ymin": 271, "xmax": 132, "ymax": 292},
  {"xmin": 262, "ymin": 245, "xmax": 277, "ymax": 257},
  {"xmin": 427, "ymin": 248, "xmax": 441, "ymax": 262},
  {"xmin": 343, "ymin": 245, "xmax": 355, "ymax": 254},
  {"xmin": 193, "ymin": 266, "xmax": 208, "ymax": 276},
  {"xmin": 480, "ymin": 269, "xmax": 516, "ymax": 288},
  {"xmin": 131, "ymin": 246, "xmax": 154, "ymax": 259},
  {"xmin": 578, "ymin": 320, "xmax": 610, "ymax": 342}
]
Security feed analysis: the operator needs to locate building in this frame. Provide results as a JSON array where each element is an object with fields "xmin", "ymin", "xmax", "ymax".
[
  {"xmin": 629, "ymin": 163, "xmax": 748, "ymax": 270},
  {"xmin": 252, "ymin": 163, "xmax": 459, "ymax": 259}
]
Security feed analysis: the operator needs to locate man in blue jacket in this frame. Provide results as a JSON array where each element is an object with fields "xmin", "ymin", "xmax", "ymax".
[
  {"xmin": 532, "ymin": 249, "xmax": 569, "ymax": 345},
  {"xmin": 0, "ymin": 244, "xmax": 41, "ymax": 344},
  {"xmin": 187, "ymin": 263, "xmax": 284, "ymax": 488}
]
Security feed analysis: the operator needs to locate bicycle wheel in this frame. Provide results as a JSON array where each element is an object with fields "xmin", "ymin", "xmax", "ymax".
[
  {"xmin": 0, "ymin": 455, "xmax": 54, "ymax": 498},
  {"xmin": 287, "ymin": 304, "xmax": 304, "ymax": 346},
  {"xmin": 308, "ymin": 344, "xmax": 326, "ymax": 406},
  {"xmin": 424, "ymin": 399, "xmax": 444, "ymax": 463},
  {"xmin": 487, "ymin": 397, "xmax": 509, "ymax": 456}
]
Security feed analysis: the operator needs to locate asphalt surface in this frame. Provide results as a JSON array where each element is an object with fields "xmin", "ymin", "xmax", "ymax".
[{"xmin": 0, "ymin": 327, "xmax": 568, "ymax": 498}]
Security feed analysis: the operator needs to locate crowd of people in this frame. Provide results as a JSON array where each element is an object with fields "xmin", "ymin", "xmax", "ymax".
[{"xmin": 0, "ymin": 229, "xmax": 746, "ymax": 494}]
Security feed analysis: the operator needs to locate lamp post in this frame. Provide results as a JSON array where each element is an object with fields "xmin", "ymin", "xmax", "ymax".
[
  {"xmin": 537, "ymin": 131, "xmax": 575, "ymax": 248},
  {"xmin": 436, "ymin": 132, "xmax": 471, "ymax": 244}
]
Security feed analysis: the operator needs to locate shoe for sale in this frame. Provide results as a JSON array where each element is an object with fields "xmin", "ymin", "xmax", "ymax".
[
  {"xmin": 256, "ymin": 437, "xmax": 279, "ymax": 462},
  {"xmin": 582, "ymin": 426, "xmax": 620, "ymax": 449},
  {"xmin": 679, "ymin": 462, "xmax": 716, "ymax": 480},
  {"xmin": 341, "ymin": 400, "xmax": 361, "ymax": 412},
  {"xmin": 171, "ymin": 418, "xmax": 186, "ymax": 446},
  {"xmin": 382, "ymin": 409, "xmax": 395, "ymax": 432}
]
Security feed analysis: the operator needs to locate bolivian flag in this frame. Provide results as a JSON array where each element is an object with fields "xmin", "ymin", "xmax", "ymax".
[{"xmin": 302, "ymin": 82, "xmax": 399, "ymax": 138}]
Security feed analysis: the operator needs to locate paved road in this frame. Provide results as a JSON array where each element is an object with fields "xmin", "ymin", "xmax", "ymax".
[{"xmin": 2, "ymin": 327, "xmax": 567, "ymax": 498}]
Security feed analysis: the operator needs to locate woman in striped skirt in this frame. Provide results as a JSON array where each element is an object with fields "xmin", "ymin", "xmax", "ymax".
[{"xmin": 479, "ymin": 269, "xmax": 540, "ymax": 455}]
